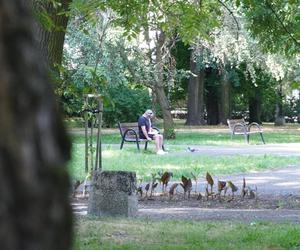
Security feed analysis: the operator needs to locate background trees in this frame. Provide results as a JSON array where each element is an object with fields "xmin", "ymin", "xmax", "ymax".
[{"xmin": 51, "ymin": 0, "xmax": 299, "ymax": 128}]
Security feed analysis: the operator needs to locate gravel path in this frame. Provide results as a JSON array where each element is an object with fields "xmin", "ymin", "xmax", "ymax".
[
  {"xmin": 182, "ymin": 143, "xmax": 300, "ymax": 156},
  {"xmin": 138, "ymin": 207, "xmax": 300, "ymax": 223},
  {"xmin": 72, "ymin": 164, "xmax": 300, "ymax": 223},
  {"xmin": 208, "ymin": 165, "xmax": 300, "ymax": 195}
]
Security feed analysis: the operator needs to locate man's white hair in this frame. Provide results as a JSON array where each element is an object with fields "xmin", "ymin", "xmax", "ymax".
[{"xmin": 145, "ymin": 109, "xmax": 153, "ymax": 115}]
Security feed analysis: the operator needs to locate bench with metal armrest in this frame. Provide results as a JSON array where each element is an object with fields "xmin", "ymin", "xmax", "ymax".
[
  {"xmin": 118, "ymin": 122, "xmax": 161, "ymax": 150},
  {"xmin": 227, "ymin": 118, "xmax": 265, "ymax": 144}
]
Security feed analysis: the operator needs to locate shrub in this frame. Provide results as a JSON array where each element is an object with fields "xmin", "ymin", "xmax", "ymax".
[{"xmin": 103, "ymin": 84, "xmax": 151, "ymax": 127}]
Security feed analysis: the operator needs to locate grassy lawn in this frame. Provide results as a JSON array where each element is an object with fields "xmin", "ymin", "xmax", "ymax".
[
  {"xmin": 69, "ymin": 120, "xmax": 300, "ymax": 145},
  {"xmin": 70, "ymin": 129, "xmax": 300, "ymax": 145},
  {"xmin": 71, "ymin": 124, "xmax": 300, "ymax": 249},
  {"xmin": 69, "ymin": 144, "xmax": 300, "ymax": 181},
  {"xmin": 74, "ymin": 217, "xmax": 300, "ymax": 250},
  {"xmin": 68, "ymin": 125, "xmax": 300, "ymax": 181}
]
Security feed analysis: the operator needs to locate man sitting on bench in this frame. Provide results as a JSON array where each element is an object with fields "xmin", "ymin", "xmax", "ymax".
[{"xmin": 138, "ymin": 109, "xmax": 167, "ymax": 155}]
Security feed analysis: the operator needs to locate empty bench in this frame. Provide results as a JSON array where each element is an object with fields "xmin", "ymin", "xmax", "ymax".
[
  {"xmin": 118, "ymin": 122, "xmax": 161, "ymax": 150},
  {"xmin": 227, "ymin": 119, "xmax": 265, "ymax": 144}
]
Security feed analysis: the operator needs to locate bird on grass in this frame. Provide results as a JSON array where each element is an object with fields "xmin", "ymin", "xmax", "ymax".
[{"xmin": 187, "ymin": 147, "xmax": 196, "ymax": 152}]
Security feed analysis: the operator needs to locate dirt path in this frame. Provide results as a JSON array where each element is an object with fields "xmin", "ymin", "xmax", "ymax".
[
  {"xmin": 138, "ymin": 207, "xmax": 300, "ymax": 223},
  {"xmin": 73, "ymin": 195, "xmax": 300, "ymax": 223}
]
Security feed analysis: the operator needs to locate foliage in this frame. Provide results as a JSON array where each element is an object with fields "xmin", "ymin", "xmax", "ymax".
[
  {"xmin": 283, "ymin": 96, "xmax": 300, "ymax": 123},
  {"xmin": 33, "ymin": 0, "xmax": 68, "ymax": 31},
  {"xmin": 69, "ymin": 0, "xmax": 226, "ymax": 139},
  {"xmin": 71, "ymin": 0, "xmax": 222, "ymax": 43},
  {"xmin": 61, "ymin": 14, "xmax": 138, "ymax": 118},
  {"xmin": 231, "ymin": 63, "xmax": 278, "ymax": 121},
  {"xmin": 59, "ymin": 0, "xmax": 300, "ymax": 125},
  {"xmin": 103, "ymin": 84, "xmax": 151, "ymax": 127},
  {"xmin": 170, "ymin": 41, "xmax": 191, "ymax": 107},
  {"xmin": 190, "ymin": 7, "xmax": 299, "ymax": 123},
  {"xmin": 70, "ymin": 0, "xmax": 300, "ymax": 57},
  {"xmin": 236, "ymin": 0, "xmax": 300, "ymax": 56}
]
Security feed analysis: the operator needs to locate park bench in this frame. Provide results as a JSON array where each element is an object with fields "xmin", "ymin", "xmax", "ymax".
[
  {"xmin": 118, "ymin": 122, "xmax": 161, "ymax": 150},
  {"xmin": 227, "ymin": 118, "xmax": 265, "ymax": 144}
]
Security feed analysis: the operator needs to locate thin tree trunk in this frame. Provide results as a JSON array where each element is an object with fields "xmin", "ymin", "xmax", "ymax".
[
  {"xmin": 154, "ymin": 86, "xmax": 176, "ymax": 138},
  {"xmin": 0, "ymin": 1, "xmax": 72, "ymax": 249},
  {"xmin": 219, "ymin": 66, "xmax": 231, "ymax": 125},
  {"xmin": 274, "ymin": 84, "xmax": 285, "ymax": 126}
]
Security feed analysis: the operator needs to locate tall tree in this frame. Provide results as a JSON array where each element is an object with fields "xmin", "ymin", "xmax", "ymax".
[
  {"xmin": 186, "ymin": 47, "xmax": 206, "ymax": 125},
  {"xmin": 0, "ymin": 1, "xmax": 72, "ymax": 249},
  {"xmin": 71, "ymin": 0, "xmax": 221, "ymax": 137},
  {"xmin": 118, "ymin": 31, "xmax": 177, "ymax": 138}
]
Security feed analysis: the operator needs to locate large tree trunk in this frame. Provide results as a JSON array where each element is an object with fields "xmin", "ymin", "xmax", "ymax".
[
  {"xmin": 249, "ymin": 98, "xmax": 262, "ymax": 123},
  {"xmin": 218, "ymin": 67, "xmax": 231, "ymax": 125},
  {"xmin": 186, "ymin": 49, "xmax": 205, "ymax": 125},
  {"xmin": 206, "ymin": 86, "xmax": 219, "ymax": 125},
  {"xmin": 32, "ymin": 0, "xmax": 71, "ymax": 69},
  {"xmin": 249, "ymin": 89, "xmax": 262, "ymax": 124},
  {"xmin": 0, "ymin": 1, "xmax": 72, "ymax": 250}
]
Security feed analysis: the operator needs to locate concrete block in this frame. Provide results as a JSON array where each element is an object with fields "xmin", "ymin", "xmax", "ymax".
[{"xmin": 87, "ymin": 170, "xmax": 137, "ymax": 217}]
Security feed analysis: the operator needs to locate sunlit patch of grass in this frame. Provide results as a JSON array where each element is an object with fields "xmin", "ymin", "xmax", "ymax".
[
  {"xmin": 102, "ymin": 150, "xmax": 120, "ymax": 157},
  {"xmin": 70, "ymin": 129, "xmax": 300, "ymax": 146},
  {"xmin": 67, "ymin": 126, "xmax": 300, "ymax": 181},
  {"xmin": 68, "ymin": 143, "xmax": 300, "ymax": 181},
  {"xmin": 74, "ymin": 217, "xmax": 300, "ymax": 250}
]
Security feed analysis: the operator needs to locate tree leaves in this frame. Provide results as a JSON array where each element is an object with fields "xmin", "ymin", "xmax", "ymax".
[{"xmin": 239, "ymin": 0, "xmax": 300, "ymax": 56}]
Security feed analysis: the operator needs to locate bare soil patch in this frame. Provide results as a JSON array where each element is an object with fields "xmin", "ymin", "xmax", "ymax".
[{"xmin": 72, "ymin": 193, "xmax": 300, "ymax": 223}]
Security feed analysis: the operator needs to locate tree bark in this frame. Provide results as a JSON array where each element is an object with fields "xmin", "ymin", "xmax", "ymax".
[
  {"xmin": 218, "ymin": 67, "xmax": 231, "ymax": 125},
  {"xmin": 274, "ymin": 85, "xmax": 285, "ymax": 126},
  {"xmin": 249, "ymin": 89, "xmax": 262, "ymax": 124},
  {"xmin": 32, "ymin": 0, "xmax": 71, "ymax": 69},
  {"xmin": 154, "ymin": 31, "xmax": 175, "ymax": 139},
  {"xmin": 154, "ymin": 86, "xmax": 176, "ymax": 138},
  {"xmin": 186, "ymin": 49, "xmax": 205, "ymax": 125},
  {"xmin": 206, "ymin": 86, "xmax": 219, "ymax": 125},
  {"xmin": 0, "ymin": 1, "xmax": 72, "ymax": 250}
]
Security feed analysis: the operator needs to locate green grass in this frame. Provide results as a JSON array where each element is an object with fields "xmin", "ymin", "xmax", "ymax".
[
  {"xmin": 70, "ymin": 130, "xmax": 300, "ymax": 145},
  {"xmin": 68, "ymin": 143, "xmax": 300, "ymax": 181},
  {"xmin": 68, "ymin": 126, "xmax": 300, "ymax": 181},
  {"xmin": 74, "ymin": 217, "xmax": 300, "ymax": 250},
  {"xmin": 71, "ymin": 125, "xmax": 300, "ymax": 249}
]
